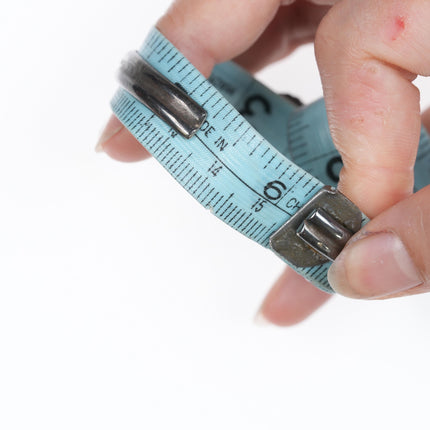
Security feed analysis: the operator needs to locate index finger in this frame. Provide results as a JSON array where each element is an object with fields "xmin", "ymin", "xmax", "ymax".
[{"xmin": 315, "ymin": 0, "xmax": 430, "ymax": 217}]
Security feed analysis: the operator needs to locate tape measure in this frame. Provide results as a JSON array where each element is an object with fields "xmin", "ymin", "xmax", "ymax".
[{"xmin": 110, "ymin": 28, "xmax": 430, "ymax": 293}]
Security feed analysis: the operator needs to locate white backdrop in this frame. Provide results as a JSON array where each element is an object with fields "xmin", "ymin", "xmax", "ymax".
[{"xmin": 2, "ymin": 1, "xmax": 430, "ymax": 429}]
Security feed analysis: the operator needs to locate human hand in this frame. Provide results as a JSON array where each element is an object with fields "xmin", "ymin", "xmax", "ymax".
[{"xmin": 97, "ymin": 0, "xmax": 430, "ymax": 325}]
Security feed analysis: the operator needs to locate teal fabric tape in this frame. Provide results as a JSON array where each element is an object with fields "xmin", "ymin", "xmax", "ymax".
[{"xmin": 110, "ymin": 28, "xmax": 430, "ymax": 293}]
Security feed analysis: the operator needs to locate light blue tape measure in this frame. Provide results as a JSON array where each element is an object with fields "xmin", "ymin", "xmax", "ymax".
[{"xmin": 110, "ymin": 28, "xmax": 430, "ymax": 293}]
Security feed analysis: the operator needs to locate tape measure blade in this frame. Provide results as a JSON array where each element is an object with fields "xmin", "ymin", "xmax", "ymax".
[
  {"xmin": 111, "ymin": 28, "xmax": 369, "ymax": 294},
  {"xmin": 112, "ymin": 88, "xmax": 294, "ymax": 249}
]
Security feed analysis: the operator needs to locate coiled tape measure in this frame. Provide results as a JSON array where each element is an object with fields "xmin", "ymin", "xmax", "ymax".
[{"xmin": 110, "ymin": 28, "xmax": 430, "ymax": 293}]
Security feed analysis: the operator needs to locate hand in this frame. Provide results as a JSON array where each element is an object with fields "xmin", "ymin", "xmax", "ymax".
[{"xmin": 97, "ymin": 0, "xmax": 430, "ymax": 325}]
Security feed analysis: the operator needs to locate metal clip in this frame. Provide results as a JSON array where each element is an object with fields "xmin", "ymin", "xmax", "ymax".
[
  {"xmin": 269, "ymin": 186, "xmax": 363, "ymax": 267},
  {"xmin": 117, "ymin": 51, "xmax": 207, "ymax": 139}
]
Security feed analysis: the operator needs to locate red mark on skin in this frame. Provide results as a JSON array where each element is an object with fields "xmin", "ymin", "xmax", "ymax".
[{"xmin": 390, "ymin": 15, "xmax": 406, "ymax": 41}]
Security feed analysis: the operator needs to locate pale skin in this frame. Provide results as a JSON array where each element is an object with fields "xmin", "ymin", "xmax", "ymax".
[{"xmin": 97, "ymin": 0, "xmax": 430, "ymax": 325}]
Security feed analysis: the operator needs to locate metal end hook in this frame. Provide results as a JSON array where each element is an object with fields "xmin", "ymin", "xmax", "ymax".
[
  {"xmin": 269, "ymin": 186, "xmax": 363, "ymax": 267},
  {"xmin": 117, "ymin": 51, "xmax": 207, "ymax": 139}
]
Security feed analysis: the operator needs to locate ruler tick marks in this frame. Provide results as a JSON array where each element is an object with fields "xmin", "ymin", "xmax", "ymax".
[
  {"xmin": 112, "ymin": 31, "xmax": 357, "ymax": 292},
  {"xmin": 249, "ymin": 139, "xmax": 263, "ymax": 156},
  {"xmin": 144, "ymin": 130, "xmax": 160, "ymax": 147},
  {"xmin": 195, "ymin": 135, "xmax": 290, "ymax": 216},
  {"xmin": 220, "ymin": 202, "xmax": 233, "ymax": 218},
  {"xmin": 232, "ymin": 211, "xmax": 246, "ymax": 227},
  {"xmin": 284, "ymin": 172, "xmax": 307, "ymax": 197},
  {"xmin": 249, "ymin": 223, "xmax": 264, "ymax": 239},
  {"xmin": 140, "ymin": 124, "xmax": 156, "ymax": 141},
  {"xmin": 215, "ymin": 193, "xmax": 234, "ymax": 214},
  {"xmin": 237, "ymin": 213, "xmax": 252, "ymax": 230},
  {"xmin": 193, "ymin": 177, "xmax": 208, "ymax": 195},
  {"xmin": 160, "ymin": 146, "xmax": 175, "ymax": 163},
  {"xmin": 197, "ymin": 183, "xmax": 211, "ymax": 200},
  {"xmin": 189, "ymin": 174, "xmax": 203, "ymax": 192},
  {"xmin": 167, "ymin": 51, "xmax": 179, "ymax": 64},
  {"xmin": 207, "ymin": 191, "xmax": 220, "ymax": 208},
  {"xmin": 176, "ymin": 161, "xmax": 191, "ymax": 179},
  {"xmin": 211, "ymin": 98, "xmax": 222, "ymax": 109},
  {"xmin": 288, "ymin": 169, "xmax": 299, "ymax": 181},
  {"xmin": 224, "ymin": 113, "xmax": 239, "ymax": 131},
  {"xmin": 166, "ymin": 150, "xmax": 180, "ymax": 168},
  {"xmin": 180, "ymin": 167, "xmax": 194, "ymax": 184},
  {"xmin": 225, "ymin": 205, "xmax": 238, "ymax": 221},
  {"xmin": 189, "ymin": 82, "xmax": 204, "ymax": 96},
  {"xmin": 254, "ymin": 226, "xmax": 268, "ymax": 243},
  {"xmin": 199, "ymin": 85, "xmax": 211, "ymax": 97},
  {"xmin": 202, "ymin": 91, "xmax": 216, "ymax": 107},
  {"xmin": 152, "ymin": 40, "xmax": 163, "ymax": 58},
  {"xmin": 173, "ymin": 154, "xmax": 192, "ymax": 175},
  {"xmin": 130, "ymin": 112, "xmax": 143, "ymax": 130},
  {"xmin": 278, "ymin": 166, "xmax": 290, "ymax": 180},
  {"xmin": 147, "ymin": 32, "xmax": 157, "ymax": 48},
  {"xmin": 232, "ymin": 127, "xmax": 249, "ymax": 147},
  {"xmin": 182, "ymin": 69, "xmax": 194, "ymax": 82},
  {"xmin": 222, "ymin": 107, "xmax": 235, "ymax": 121},
  {"xmin": 304, "ymin": 182, "xmax": 319, "ymax": 198},
  {"xmin": 148, "ymin": 135, "xmax": 164, "ymax": 151},
  {"xmin": 213, "ymin": 102, "xmax": 229, "ymax": 119},
  {"xmin": 152, "ymin": 39, "xmax": 164, "ymax": 54},
  {"xmin": 184, "ymin": 171, "xmax": 198, "ymax": 188},
  {"xmin": 241, "ymin": 217, "xmax": 256, "ymax": 233},
  {"xmin": 234, "ymin": 120, "xmax": 244, "ymax": 133},
  {"xmin": 303, "ymin": 177, "xmax": 312, "ymax": 188},
  {"xmin": 201, "ymin": 187, "xmax": 215, "ymax": 205},
  {"xmin": 245, "ymin": 134, "xmax": 256, "ymax": 146},
  {"xmin": 156, "ymin": 43, "xmax": 167, "ymax": 56},
  {"xmin": 153, "ymin": 141, "xmax": 171, "ymax": 158},
  {"xmin": 260, "ymin": 147, "xmax": 270, "ymax": 159},
  {"xmin": 228, "ymin": 209, "xmax": 241, "ymax": 224},
  {"xmin": 263, "ymin": 154, "xmax": 276, "ymax": 169},
  {"xmin": 160, "ymin": 46, "xmax": 173, "ymax": 62},
  {"xmin": 189, "ymin": 73, "xmax": 200, "ymax": 86},
  {"xmin": 247, "ymin": 221, "xmax": 261, "ymax": 236},
  {"xmin": 168, "ymin": 57, "xmax": 182, "ymax": 73},
  {"xmin": 169, "ymin": 153, "xmax": 183, "ymax": 171},
  {"xmin": 213, "ymin": 194, "xmax": 224, "ymax": 210}
]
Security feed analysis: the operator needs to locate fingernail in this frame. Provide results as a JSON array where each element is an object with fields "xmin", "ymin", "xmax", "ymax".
[
  {"xmin": 254, "ymin": 310, "xmax": 272, "ymax": 326},
  {"xmin": 95, "ymin": 115, "xmax": 124, "ymax": 153},
  {"xmin": 328, "ymin": 232, "xmax": 422, "ymax": 299}
]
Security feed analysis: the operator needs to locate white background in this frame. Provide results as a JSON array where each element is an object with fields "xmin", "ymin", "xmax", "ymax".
[{"xmin": 2, "ymin": 1, "xmax": 430, "ymax": 429}]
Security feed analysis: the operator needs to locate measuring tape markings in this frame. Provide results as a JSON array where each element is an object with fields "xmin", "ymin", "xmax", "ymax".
[
  {"xmin": 111, "ymin": 28, "xmax": 335, "ymax": 291},
  {"xmin": 210, "ymin": 63, "xmax": 430, "ymax": 190},
  {"xmin": 111, "ymin": 27, "xmax": 430, "ymax": 293}
]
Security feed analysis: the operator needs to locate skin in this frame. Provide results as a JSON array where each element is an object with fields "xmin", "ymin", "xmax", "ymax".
[{"xmin": 98, "ymin": 0, "xmax": 430, "ymax": 326}]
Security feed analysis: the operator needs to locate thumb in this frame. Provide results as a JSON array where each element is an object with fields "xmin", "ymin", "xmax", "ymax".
[{"xmin": 327, "ymin": 186, "xmax": 430, "ymax": 299}]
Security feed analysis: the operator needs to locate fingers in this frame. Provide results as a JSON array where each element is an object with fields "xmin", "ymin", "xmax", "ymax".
[
  {"xmin": 98, "ymin": 0, "xmax": 284, "ymax": 160},
  {"xmin": 157, "ymin": 0, "xmax": 282, "ymax": 77},
  {"xmin": 326, "ymin": 106, "xmax": 430, "ymax": 299},
  {"xmin": 96, "ymin": 115, "xmax": 150, "ymax": 162},
  {"xmin": 256, "ymin": 107, "xmax": 430, "ymax": 318},
  {"xmin": 315, "ymin": 0, "xmax": 430, "ymax": 217},
  {"xmin": 256, "ymin": 267, "xmax": 331, "ymax": 326},
  {"xmin": 234, "ymin": 3, "xmax": 331, "ymax": 73},
  {"xmin": 327, "ymin": 185, "xmax": 430, "ymax": 299}
]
